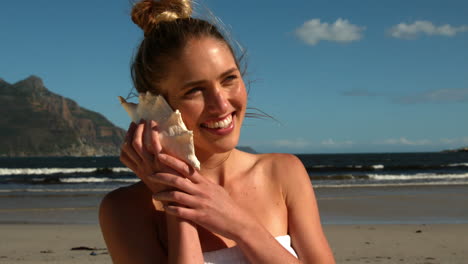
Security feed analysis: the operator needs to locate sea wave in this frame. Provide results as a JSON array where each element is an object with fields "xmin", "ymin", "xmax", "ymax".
[
  {"xmin": 307, "ymin": 162, "xmax": 468, "ymax": 172},
  {"xmin": 59, "ymin": 177, "xmax": 139, "ymax": 183},
  {"xmin": 0, "ymin": 188, "xmax": 114, "ymax": 193},
  {"xmin": 446, "ymin": 163, "xmax": 468, "ymax": 167},
  {"xmin": 314, "ymin": 181, "xmax": 468, "ymax": 188},
  {"xmin": 368, "ymin": 173, "xmax": 468, "ymax": 181},
  {"xmin": 310, "ymin": 164, "xmax": 385, "ymax": 171},
  {"xmin": 0, "ymin": 167, "xmax": 132, "ymax": 176}
]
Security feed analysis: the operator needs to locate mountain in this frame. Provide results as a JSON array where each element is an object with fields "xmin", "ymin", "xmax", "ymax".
[
  {"xmin": 236, "ymin": 146, "xmax": 257, "ymax": 154},
  {"xmin": 0, "ymin": 76, "xmax": 125, "ymax": 157},
  {"xmin": 442, "ymin": 147, "xmax": 468, "ymax": 153}
]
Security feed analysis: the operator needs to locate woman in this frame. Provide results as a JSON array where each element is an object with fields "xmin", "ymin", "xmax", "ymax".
[{"xmin": 99, "ymin": 0, "xmax": 335, "ymax": 263}]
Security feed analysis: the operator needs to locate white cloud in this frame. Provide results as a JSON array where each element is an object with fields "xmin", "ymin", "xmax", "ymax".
[
  {"xmin": 376, "ymin": 137, "xmax": 432, "ymax": 146},
  {"xmin": 395, "ymin": 88, "xmax": 468, "ymax": 104},
  {"xmin": 389, "ymin": 20, "xmax": 468, "ymax": 39},
  {"xmin": 295, "ymin": 18, "xmax": 365, "ymax": 45},
  {"xmin": 271, "ymin": 138, "xmax": 355, "ymax": 149},
  {"xmin": 321, "ymin": 139, "xmax": 354, "ymax": 147},
  {"xmin": 272, "ymin": 138, "xmax": 312, "ymax": 149},
  {"xmin": 341, "ymin": 89, "xmax": 381, "ymax": 97}
]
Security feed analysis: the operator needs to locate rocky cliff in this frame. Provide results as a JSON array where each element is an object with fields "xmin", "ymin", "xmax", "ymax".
[{"xmin": 0, "ymin": 76, "xmax": 125, "ymax": 156}]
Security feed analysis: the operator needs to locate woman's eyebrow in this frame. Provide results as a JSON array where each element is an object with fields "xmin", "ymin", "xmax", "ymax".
[
  {"xmin": 181, "ymin": 67, "xmax": 238, "ymax": 89},
  {"xmin": 182, "ymin": 79, "xmax": 205, "ymax": 90},
  {"xmin": 219, "ymin": 67, "xmax": 238, "ymax": 78}
]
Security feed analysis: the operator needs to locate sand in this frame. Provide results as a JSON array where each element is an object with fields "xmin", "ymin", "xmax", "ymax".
[
  {"xmin": 0, "ymin": 224, "xmax": 109, "ymax": 264},
  {"xmin": 1, "ymin": 184, "xmax": 467, "ymax": 263},
  {"xmin": 0, "ymin": 223, "xmax": 467, "ymax": 263},
  {"xmin": 326, "ymin": 224, "xmax": 468, "ymax": 264}
]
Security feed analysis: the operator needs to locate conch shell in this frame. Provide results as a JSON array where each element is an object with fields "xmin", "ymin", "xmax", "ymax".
[{"xmin": 118, "ymin": 92, "xmax": 200, "ymax": 170}]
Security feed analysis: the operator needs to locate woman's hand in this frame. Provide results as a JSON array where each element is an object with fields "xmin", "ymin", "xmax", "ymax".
[
  {"xmin": 120, "ymin": 120, "xmax": 169, "ymax": 194},
  {"xmin": 150, "ymin": 153, "xmax": 259, "ymax": 241}
]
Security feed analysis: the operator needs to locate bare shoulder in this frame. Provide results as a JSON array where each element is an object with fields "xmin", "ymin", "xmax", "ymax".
[
  {"xmin": 237, "ymin": 151, "xmax": 303, "ymax": 169},
  {"xmin": 254, "ymin": 153, "xmax": 307, "ymax": 180},
  {"xmin": 237, "ymin": 152, "xmax": 308, "ymax": 195},
  {"xmin": 265, "ymin": 153, "xmax": 303, "ymax": 168},
  {"xmin": 99, "ymin": 181, "xmax": 157, "ymax": 237},
  {"xmin": 100, "ymin": 181, "xmax": 152, "ymax": 216}
]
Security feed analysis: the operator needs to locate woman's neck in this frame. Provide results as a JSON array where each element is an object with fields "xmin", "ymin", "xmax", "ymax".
[{"xmin": 197, "ymin": 149, "xmax": 237, "ymax": 185}]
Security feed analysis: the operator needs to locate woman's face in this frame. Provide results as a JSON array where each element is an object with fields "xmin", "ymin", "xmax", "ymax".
[{"xmin": 161, "ymin": 37, "xmax": 247, "ymax": 155}]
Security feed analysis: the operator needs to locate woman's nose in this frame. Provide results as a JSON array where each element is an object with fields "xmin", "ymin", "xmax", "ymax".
[{"xmin": 206, "ymin": 88, "xmax": 228, "ymax": 114}]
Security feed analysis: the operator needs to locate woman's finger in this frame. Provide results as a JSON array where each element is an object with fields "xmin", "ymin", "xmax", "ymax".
[
  {"xmin": 121, "ymin": 139, "xmax": 142, "ymax": 166},
  {"xmin": 120, "ymin": 151, "xmax": 138, "ymax": 172},
  {"xmin": 121, "ymin": 122, "xmax": 142, "ymax": 165},
  {"xmin": 163, "ymin": 204, "xmax": 200, "ymax": 221},
  {"xmin": 151, "ymin": 195, "xmax": 165, "ymax": 211},
  {"xmin": 157, "ymin": 153, "xmax": 201, "ymax": 183},
  {"xmin": 153, "ymin": 191, "xmax": 199, "ymax": 208},
  {"xmin": 125, "ymin": 122, "xmax": 137, "ymax": 142},
  {"xmin": 150, "ymin": 120, "xmax": 162, "ymax": 154},
  {"xmin": 143, "ymin": 120, "xmax": 156, "ymax": 154},
  {"xmin": 132, "ymin": 120, "xmax": 154, "ymax": 162},
  {"xmin": 150, "ymin": 172, "xmax": 199, "ymax": 194}
]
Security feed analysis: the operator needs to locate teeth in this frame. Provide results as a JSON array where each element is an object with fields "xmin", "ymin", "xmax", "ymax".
[{"xmin": 204, "ymin": 114, "xmax": 232, "ymax": 129}]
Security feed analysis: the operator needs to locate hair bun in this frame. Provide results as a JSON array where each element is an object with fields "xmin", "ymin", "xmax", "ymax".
[{"xmin": 131, "ymin": 0, "xmax": 193, "ymax": 35}]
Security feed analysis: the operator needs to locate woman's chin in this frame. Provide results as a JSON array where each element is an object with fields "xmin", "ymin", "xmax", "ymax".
[{"xmin": 195, "ymin": 138, "xmax": 238, "ymax": 156}]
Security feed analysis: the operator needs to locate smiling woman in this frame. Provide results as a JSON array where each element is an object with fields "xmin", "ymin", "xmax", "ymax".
[{"xmin": 99, "ymin": 0, "xmax": 335, "ymax": 263}]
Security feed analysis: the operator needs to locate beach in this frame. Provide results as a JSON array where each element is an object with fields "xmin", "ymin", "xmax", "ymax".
[
  {"xmin": 2, "ymin": 223, "xmax": 467, "ymax": 264},
  {"xmin": 1, "ymin": 184, "xmax": 467, "ymax": 263}
]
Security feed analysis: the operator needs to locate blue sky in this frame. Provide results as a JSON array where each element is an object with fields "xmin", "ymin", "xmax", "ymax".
[{"xmin": 1, "ymin": 0, "xmax": 467, "ymax": 153}]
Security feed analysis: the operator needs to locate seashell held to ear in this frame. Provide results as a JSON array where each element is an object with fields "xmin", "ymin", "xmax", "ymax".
[{"xmin": 118, "ymin": 92, "xmax": 200, "ymax": 170}]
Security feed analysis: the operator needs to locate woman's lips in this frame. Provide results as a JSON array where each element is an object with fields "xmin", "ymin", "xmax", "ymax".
[{"xmin": 200, "ymin": 113, "xmax": 235, "ymax": 135}]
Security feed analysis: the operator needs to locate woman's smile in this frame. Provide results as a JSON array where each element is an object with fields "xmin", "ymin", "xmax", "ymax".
[{"xmin": 200, "ymin": 112, "xmax": 235, "ymax": 136}]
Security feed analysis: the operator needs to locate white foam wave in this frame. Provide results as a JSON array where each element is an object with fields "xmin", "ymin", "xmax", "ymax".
[
  {"xmin": 372, "ymin": 164, "xmax": 384, "ymax": 170},
  {"xmin": 314, "ymin": 181, "xmax": 468, "ymax": 188},
  {"xmin": 446, "ymin": 163, "xmax": 468, "ymax": 167},
  {"xmin": 368, "ymin": 173, "xmax": 468, "ymax": 181},
  {"xmin": 0, "ymin": 188, "xmax": 114, "ymax": 193},
  {"xmin": 0, "ymin": 167, "xmax": 132, "ymax": 176},
  {"xmin": 60, "ymin": 177, "xmax": 139, "ymax": 183}
]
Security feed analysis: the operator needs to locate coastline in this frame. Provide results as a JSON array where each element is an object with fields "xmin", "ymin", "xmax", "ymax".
[{"xmin": 1, "ymin": 184, "xmax": 467, "ymax": 263}]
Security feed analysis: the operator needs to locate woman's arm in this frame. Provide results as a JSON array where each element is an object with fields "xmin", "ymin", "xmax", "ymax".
[
  {"xmin": 101, "ymin": 121, "xmax": 204, "ymax": 264},
  {"xmin": 281, "ymin": 154, "xmax": 335, "ymax": 263},
  {"xmin": 166, "ymin": 215, "xmax": 203, "ymax": 264}
]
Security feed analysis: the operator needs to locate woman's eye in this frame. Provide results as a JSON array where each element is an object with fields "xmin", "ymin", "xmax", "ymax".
[
  {"xmin": 224, "ymin": 75, "xmax": 238, "ymax": 83},
  {"xmin": 186, "ymin": 87, "xmax": 202, "ymax": 95}
]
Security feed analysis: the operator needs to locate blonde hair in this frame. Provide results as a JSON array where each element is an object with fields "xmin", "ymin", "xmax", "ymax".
[
  {"xmin": 130, "ymin": 0, "xmax": 241, "ymax": 95},
  {"xmin": 131, "ymin": 0, "xmax": 192, "ymax": 36}
]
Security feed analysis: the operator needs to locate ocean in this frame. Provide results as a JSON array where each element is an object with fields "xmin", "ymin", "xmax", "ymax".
[{"xmin": 1, "ymin": 152, "xmax": 467, "ymax": 195}]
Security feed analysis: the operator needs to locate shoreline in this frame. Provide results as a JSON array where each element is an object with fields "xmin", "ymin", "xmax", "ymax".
[{"xmin": 1, "ymin": 184, "xmax": 467, "ymax": 225}]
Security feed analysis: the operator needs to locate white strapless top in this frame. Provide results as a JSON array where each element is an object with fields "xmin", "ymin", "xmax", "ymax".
[{"xmin": 203, "ymin": 235, "xmax": 297, "ymax": 264}]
